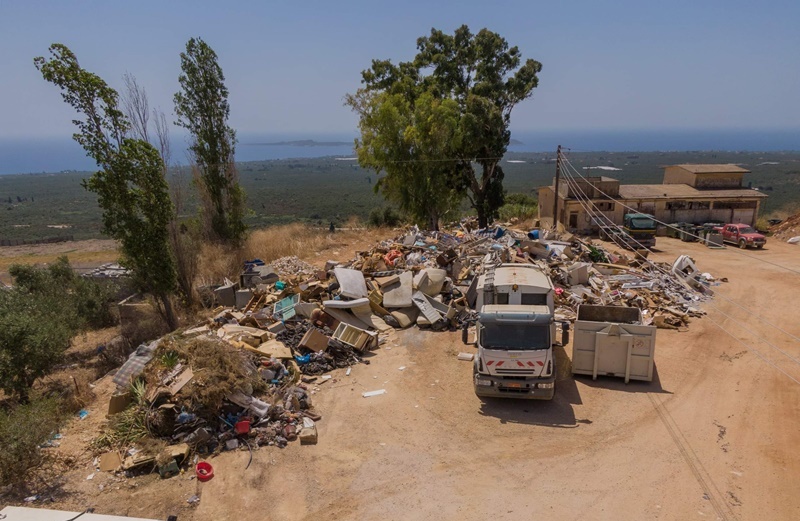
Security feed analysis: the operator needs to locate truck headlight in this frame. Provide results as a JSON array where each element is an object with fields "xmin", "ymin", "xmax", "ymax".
[
  {"xmin": 476, "ymin": 378, "xmax": 493, "ymax": 387},
  {"xmin": 538, "ymin": 382, "xmax": 554, "ymax": 389}
]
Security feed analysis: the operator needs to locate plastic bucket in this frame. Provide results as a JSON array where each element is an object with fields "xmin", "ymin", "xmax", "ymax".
[
  {"xmin": 234, "ymin": 419, "xmax": 251, "ymax": 435},
  {"xmin": 196, "ymin": 461, "xmax": 214, "ymax": 482}
]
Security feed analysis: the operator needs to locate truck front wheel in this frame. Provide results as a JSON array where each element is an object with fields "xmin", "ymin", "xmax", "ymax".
[{"xmin": 739, "ymin": 239, "xmax": 747, "ymax": 249}]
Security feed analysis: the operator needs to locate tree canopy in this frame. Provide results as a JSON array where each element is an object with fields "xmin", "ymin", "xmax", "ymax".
[
  {"xmin": 174, "ymin": 37, "xmax": 246, "ymax": 245},
  {"xmin": 35, "ymin": 44, "xmax": 178, "ymax": 328},
  {"xmin": 350, "ymin": 25, "xmax": 542, "ymax": 228},
  {"xmin": 347, "ymin": 90, "xmax": 466, "ymax": 230}
]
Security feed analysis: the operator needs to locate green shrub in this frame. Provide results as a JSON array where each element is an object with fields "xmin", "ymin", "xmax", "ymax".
[
  {"xmin": 504, "ymin": 192, "xmax": 538, "ymax": 206},
  {"xmin": 1, "ymin": 257, "xmax": 117, "ymax": 401},
  {"xmin": 0, "ymin": 285, "xmax": 76, "ymax": 402},
  {"xmin": 0, "ymin": 396, "xmax": 65, "ymax": 487},
  {"xmin": 368, "ymin": 206, "xmax": 403, "ymax": 228},
  {"xmin": 499, "ymin": 203, "xmax": 538, "ymax": 222},
  {"xmin": 498, "ymin": 192, "xmax": 538, "ymax": 222}
]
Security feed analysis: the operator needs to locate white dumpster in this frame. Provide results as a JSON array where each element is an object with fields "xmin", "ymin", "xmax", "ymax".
[{"xmin": 571, "ymin": 305, "xmax": 656, "ymax": 383}]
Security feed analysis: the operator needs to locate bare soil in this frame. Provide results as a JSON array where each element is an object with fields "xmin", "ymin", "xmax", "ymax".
[
  {"xmin": 14, "ymin": 235, "xmax": 800, "ymax": 521},
  {"xmin": 0, "ymin": 239, "xmax": 119, "ymax": 284}
]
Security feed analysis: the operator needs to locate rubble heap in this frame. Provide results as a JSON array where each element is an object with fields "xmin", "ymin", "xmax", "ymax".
[
  {"xmin": 102, "ymin": 226, "xmax": 716, "ymax": 478},
  {"xmin": 769, "ymin": 212, "xmax": 800, "ymax": 243}
]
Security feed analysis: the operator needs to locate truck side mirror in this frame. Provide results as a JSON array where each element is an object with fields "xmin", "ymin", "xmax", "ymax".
[
  {"xmin": 560, "ymin": 321, "xmax": 570, "ymax": 346},
  {"xmin": 461, "ymin": 325, "xmax": 475, "ymax": 346}
]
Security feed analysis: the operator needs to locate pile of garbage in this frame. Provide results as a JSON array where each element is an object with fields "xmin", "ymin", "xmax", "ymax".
[
  {"xmin": 768, "ymin": 212, "xmax": 800, "ymax": 243},
  {"xmin": 101, "ymin": 222, "xmax": 715, "ymax": 478}
]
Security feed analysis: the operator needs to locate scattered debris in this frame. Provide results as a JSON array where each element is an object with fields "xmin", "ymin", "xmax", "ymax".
[{"xmin": 99, "ymin": 226, "xmax": 714, "ymax": 482}]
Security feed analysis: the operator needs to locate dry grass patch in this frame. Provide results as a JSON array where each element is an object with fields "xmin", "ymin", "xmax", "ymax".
[{"xmin": 197, "ymin": 222, "xmax": 397, "ymax": 283}]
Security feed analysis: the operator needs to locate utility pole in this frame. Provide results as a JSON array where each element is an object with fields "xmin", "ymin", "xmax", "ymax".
[{"xmin": 552, "ymin": 145, "xmax": 562, "ymax": 231}]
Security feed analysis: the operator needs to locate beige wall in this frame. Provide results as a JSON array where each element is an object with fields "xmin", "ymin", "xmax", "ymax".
[
  {"xmin": 647, "ymin": 199, "xmax": 758, "ymax": 226},
  {"xmin": 663, "ymin": 166, "xmax": 743, "ymax": 188},
  {"xmin": 539, "ymin": 184, "xmax": 761, "ymax": 230},
  {"xmin": 538, "ymin": 186, "xmax": 555, "ymax": 223}
]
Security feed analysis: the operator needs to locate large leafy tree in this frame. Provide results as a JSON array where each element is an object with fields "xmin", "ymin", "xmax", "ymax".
[
  {"xmin": 34, "ymin": 44, "xmax": 178, "ymax": 329},
  {"xmin": 174, "ymin": 37, "xmax": 246, "ymax": 245},
  {"xmin": 347, "ymin": 90, "xmax": 466, "ymax": 230},
  {"xmin": 352, "ymin": 25, "xmax": 542, "ymax": 228}
]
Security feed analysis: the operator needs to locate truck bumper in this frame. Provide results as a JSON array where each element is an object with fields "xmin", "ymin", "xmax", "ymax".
[{"xmin": 474, "ymin": 373, "xmax": 556, "ymax": 400}]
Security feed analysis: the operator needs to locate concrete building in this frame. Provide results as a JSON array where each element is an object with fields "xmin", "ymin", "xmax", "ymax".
[{"xmin": 538, "ymin": 164, "xmax": 767, "ymax": 233}]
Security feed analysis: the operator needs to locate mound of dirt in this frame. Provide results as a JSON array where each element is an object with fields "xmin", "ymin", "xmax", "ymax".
[{"xmin": 769, "ymin": 212, "xmax": 800, "ymax": 241}]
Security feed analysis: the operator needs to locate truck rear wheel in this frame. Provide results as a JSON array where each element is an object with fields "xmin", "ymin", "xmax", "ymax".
[{"xmin": 739, "ymin": 239, "xmax": 747, "ymax": 249}]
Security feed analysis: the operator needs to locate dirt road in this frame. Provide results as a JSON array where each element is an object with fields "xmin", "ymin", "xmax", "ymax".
[{"xmin": 41, "ymin": 236, "xmax": 800, "ymax": 520}]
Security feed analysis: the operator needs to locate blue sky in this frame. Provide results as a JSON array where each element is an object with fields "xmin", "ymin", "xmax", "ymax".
[{"xmin": 1, "ymin": 0, "xmax": 799, "ymax": 140}]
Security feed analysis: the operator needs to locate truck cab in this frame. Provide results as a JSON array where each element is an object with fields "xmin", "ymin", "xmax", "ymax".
[
  {"xmin": 713, "ymin": 223, "xmax": 766, "ymax": 249},
  {"xmin": 466, "ymin": 264, "xmax": 557, "ymax": 400},
  {"xmin": 622, "ymin": 213, "xmax": 656, "ymax": 249}
]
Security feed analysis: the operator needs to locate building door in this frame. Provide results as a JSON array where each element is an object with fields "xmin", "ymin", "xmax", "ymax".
[{"xmin": 569, "ymin": 212, "xmax": 578, "ymax": 229}]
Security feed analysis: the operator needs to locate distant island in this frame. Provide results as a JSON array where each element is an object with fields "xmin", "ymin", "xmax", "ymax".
[
  {"xmin": 245, "ymin": 138, "xmax": 521, "ymax": 147},
  {"xmin": 246, "ymin": 139, "xmax": 353, "ymax": 147}
]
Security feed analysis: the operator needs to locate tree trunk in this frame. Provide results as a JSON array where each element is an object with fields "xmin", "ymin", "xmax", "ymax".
[
  {"xmin": 474, "ymin": 190, "xmax": 489, "ymax": 229},
  {"xmin": 159, "ymin": 293, "xmax": 178, "ymax": 331},
  {"xmin": 477, "ymin": 211, "xmax": 489, "ymax": 229},
  {"xmin": 427, "ymin": 210, "xmax": 439, "ymax": 232}
]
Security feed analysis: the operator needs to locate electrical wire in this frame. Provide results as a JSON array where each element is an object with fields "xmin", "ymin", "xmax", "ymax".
[
  {"xmin": 559, "ymin": 161, "xmax": 800, "ymax": 382},
  {"xmin": 560, "ymin": 153, "xmax": 800, "ymax": 276},
  {"xmin": 558, "ymin": 153, "xmax": 800, "ymax": 344}
]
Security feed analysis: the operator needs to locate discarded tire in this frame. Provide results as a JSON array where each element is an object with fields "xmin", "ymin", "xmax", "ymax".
[{"xmin": 196, "ymin": 461, "xmax": 214, "ymax": 482}]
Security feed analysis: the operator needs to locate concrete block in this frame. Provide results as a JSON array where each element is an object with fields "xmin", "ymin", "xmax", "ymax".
[
  {"xmin": 235, "ymin": 289, "xmax": 253, "ymax": 309},
  {"xmin": 299, "ymin": 425, "xmax": 318, "ymax": 445},
  {"xmin": 214, "ymin": 284, "xmax": 237, "ymax": 307}
]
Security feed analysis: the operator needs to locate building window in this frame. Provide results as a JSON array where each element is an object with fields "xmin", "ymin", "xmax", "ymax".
[
  {"xmin": 666, "ymin": 201, "xmax": 687, "ymax": 210},
  {"xmin": 689, "ymin": 201, "xmax": 710, "ymax": 210},
  {"xmin": 596, "ymin": 202, "xmax": 615, "ymax": 211},
  {"xmin": 713, "ymin": 201, "xmax": 757, "ymax": 209}
]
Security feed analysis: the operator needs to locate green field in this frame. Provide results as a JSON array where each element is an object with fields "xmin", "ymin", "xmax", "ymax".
[{"xmin": 1, "ymin": 151, "xmax": 799, "ymax": 241}]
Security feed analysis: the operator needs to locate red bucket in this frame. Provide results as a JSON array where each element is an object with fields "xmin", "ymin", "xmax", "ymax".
[
  {"xmin": 234, "ymin": 419, "xmax": 251, "ymax": 435},
  {"xmin": 195, "ymin": 461, "xmax": 214, "ymax": 482}
]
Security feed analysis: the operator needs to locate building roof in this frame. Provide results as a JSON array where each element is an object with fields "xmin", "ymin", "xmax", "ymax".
[
  {"xmin": 619, "ymin": 184, "xmax": 767, "ymax": 200},
  {"xmin": 667, "ymin": 164, "xmax": 750, "ymax": 174}
]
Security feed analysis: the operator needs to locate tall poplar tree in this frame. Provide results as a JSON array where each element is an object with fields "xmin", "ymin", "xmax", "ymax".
[
  {"xmin": 35, "ymin": 44, "xmax": 178, "ymax": 329},
  {"xmin": 174, "ymin": 37, "xmax": 246, "ymax": 245}
]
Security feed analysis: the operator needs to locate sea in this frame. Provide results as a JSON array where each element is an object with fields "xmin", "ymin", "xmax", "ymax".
[{"xmin": 1, "ymin": 129, "xmax": 799, "ymax": 175}]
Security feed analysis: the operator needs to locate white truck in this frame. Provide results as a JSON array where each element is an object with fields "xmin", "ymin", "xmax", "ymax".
[{"xmin": 463, "ymin": 263, "xmax": 558, "ymax": 400}]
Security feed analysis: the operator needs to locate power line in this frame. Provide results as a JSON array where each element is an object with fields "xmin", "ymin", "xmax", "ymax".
[
  {"xmin": 558, "ymin": 153, "xmax": 800, "ymax": 344},
  {"xmin": 560, "ymin": 153, "xmax": 800, "ymax": 276},
  {"xmin": 559, "ymin": 161, "xmax": 800, "ymax": 382}
]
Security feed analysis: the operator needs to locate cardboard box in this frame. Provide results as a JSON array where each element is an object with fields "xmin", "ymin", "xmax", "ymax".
[
  {"xmin": 107, "ymin": 392, "xmax": 132, "ymax": 416},
  {"xmin": 299, "ymin": 328, "xmax": 330, "ymax": 353}
]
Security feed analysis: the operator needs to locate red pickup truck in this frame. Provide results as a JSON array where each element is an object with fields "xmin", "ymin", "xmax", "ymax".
[{"xmin": 713, "ymin": 223, "xmax": 766, "ymax": 249}]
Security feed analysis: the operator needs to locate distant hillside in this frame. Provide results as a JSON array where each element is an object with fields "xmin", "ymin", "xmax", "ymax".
[
  {"xmin": 246, "ymin": 139, "xmax": 352, "ymax": 147},
  {"xmin": 2, "ymin": 151, "xmax": 800, "ymax": 241}
]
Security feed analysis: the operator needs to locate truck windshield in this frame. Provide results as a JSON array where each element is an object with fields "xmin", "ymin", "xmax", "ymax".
[
  {"xmin": 628, "ymin": 217, "xmax": 655, "ymax": 230},
  {"xmin": 481, "ymin": 324, "xmax": 549, "ymax": 350},
  {"xmin": 738, "ymin": 226, "xmax": 756, "ymax": 234}
]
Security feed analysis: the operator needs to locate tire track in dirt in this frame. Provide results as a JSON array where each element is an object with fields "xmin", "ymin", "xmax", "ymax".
[{"xmin": 648, "ymin": 393, "xmax": 736, "ymax": 521}]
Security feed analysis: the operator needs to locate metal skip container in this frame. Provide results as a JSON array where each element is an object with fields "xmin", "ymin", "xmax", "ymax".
[{"xmin": 571, "ymin": 305, "xmax": 656, "ymax": 383}]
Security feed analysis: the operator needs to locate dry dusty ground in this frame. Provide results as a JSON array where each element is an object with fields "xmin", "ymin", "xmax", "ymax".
[
  {"xmin": 17, "ymin": 235, "xmax": 800, "ymax": 521},
  {"xmin": 0, "ymin": 239, "xmax": 119, "ymax": 284}
]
